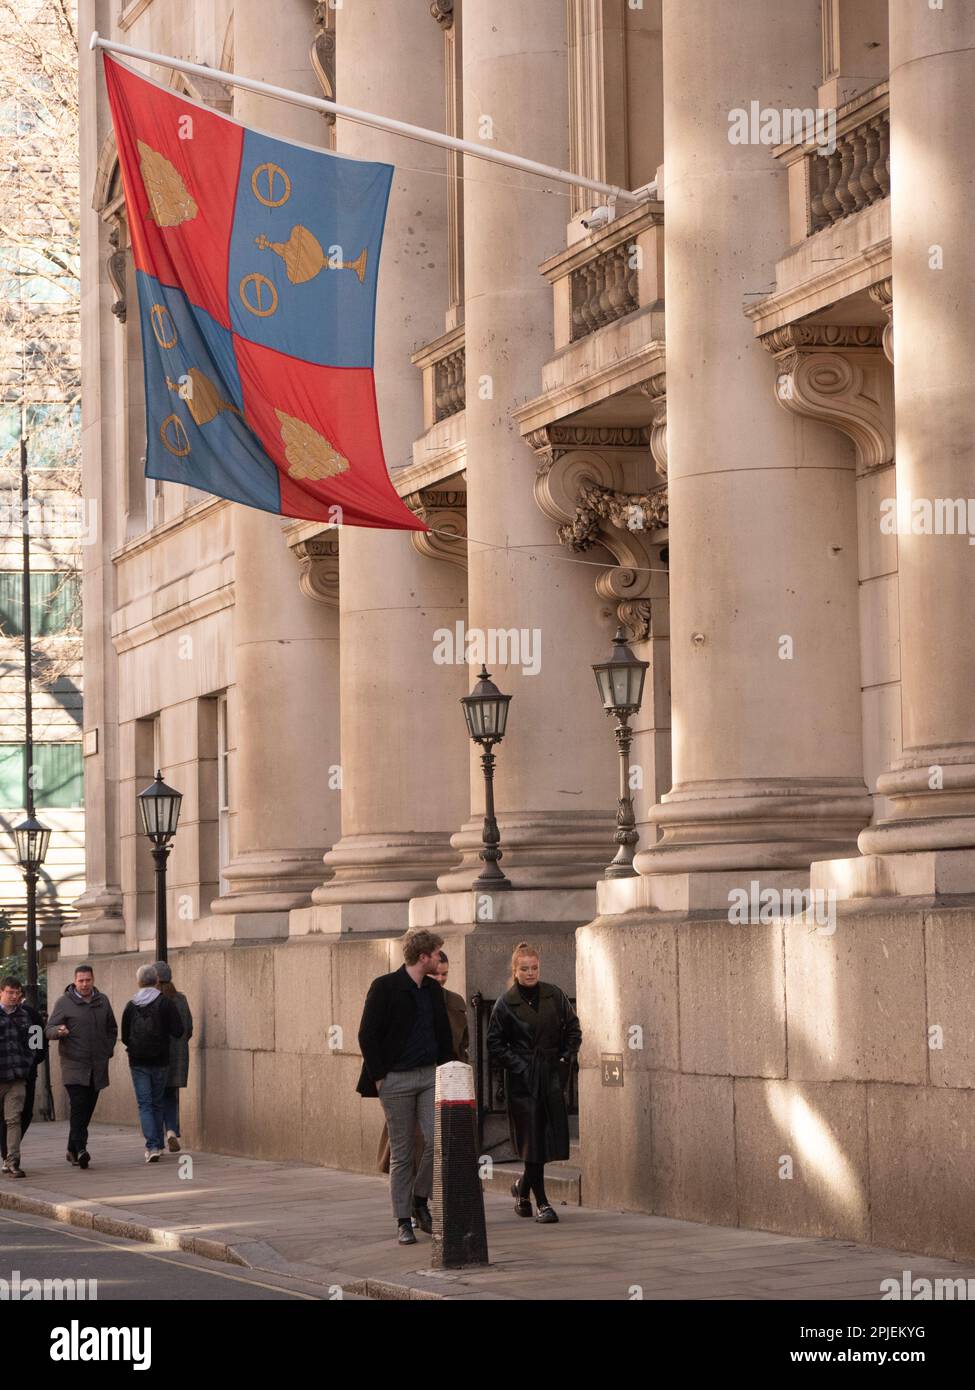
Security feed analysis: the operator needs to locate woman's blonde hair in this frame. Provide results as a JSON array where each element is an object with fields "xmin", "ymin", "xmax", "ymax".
[{"xmin": 510, "ymin": 940, "xmax": 540, "ymax": 984}]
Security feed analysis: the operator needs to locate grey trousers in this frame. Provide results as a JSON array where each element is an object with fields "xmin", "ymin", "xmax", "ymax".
[
  {"xmin": 0, "ymin": 1080, "xmax": 26, "ymax": 1167},
  {"xmin": 379, "ymin": 1065, "xmax": 436, "ymax": 1220}
]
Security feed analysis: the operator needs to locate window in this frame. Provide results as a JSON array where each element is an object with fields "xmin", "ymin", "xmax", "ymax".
[
  {"xmin": 0, "ymin": 743, "xmax": 83, "ymax": 809},
  {"xmin": 0, "ymin": 403, "xmax": 81, "ymax": 469},
  {"xmin": 0, "ymin": 572, "xmax": 81, "ymax": 636}
]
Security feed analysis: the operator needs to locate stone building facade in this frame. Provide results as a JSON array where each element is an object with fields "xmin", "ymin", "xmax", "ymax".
[{"xmin": 69, "ymin": 0, "xmax": 975, "ymax": 1261}]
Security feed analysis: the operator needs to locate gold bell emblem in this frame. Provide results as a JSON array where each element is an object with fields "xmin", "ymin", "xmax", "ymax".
[{"xmin": 255, "ymin": 225, "xmax": 367, "ymax": 284}]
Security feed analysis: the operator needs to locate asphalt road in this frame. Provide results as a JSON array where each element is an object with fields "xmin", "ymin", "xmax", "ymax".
[{"xmin": 0, "ymin": 1210, "xmax": 329, "ymax": 1301}]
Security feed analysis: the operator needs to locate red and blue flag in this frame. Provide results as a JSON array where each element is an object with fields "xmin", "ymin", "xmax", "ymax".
[{"xmin": 103, "ymin": 54, "xmax": 424, "ymax": 531}]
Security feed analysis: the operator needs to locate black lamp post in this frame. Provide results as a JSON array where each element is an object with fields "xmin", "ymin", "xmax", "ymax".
[
  {"xmin": 137, "ymin": 771, "xmax": 182, "ymax": 962},
  {"xmin": 593, "ymin": 627, "xmax": 649, "ymax": 878},
  {"xmin": 461, "ymin": 665, "xmax": 512, "ymax": 891},
  {"xmin": 14, "ymin": 816, "xmax": 51, "ymax": 1012}
]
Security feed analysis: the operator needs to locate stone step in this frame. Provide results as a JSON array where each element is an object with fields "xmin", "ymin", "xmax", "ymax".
[{"xmin": 480, "ymin": 1160, "xmax": 582, "ymax": 1206}]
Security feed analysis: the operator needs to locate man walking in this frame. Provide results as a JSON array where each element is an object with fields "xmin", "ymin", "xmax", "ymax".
[
  {"xmin": 0, "ymin": 976, "xmax": 33, "ymax": 1178},
  {"xmin": 46, "ymin": 964, "xmax": 118, "ymax": 1169},
  {"xmin": 0, "ymin": 980, "xmax": 43, "ymax": 1170},
  {"xmin": 121, "ymin": 964, "xmax": 183, "ymax": 1163},
  {"xmin": 356, "ymin": 930, "xmax": 455, "ymax": 1245}
]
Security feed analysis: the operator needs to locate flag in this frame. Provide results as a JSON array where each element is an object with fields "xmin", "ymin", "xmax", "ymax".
[{"xmin": 103, "ymin": 54, "xmax": 424, "ymax": 531}]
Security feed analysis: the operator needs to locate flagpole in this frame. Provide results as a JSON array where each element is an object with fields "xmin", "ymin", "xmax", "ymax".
[{"xmin": 90, "ymin": 32, "xmax": 653, "ymax": 208}]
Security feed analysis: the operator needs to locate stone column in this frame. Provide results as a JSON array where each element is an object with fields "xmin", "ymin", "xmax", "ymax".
[
  {"xmin": 437, "ymin": 0, "xmax": 617, "ymax": 893},
  {"xmin": 635, "ymin": 0, "xmax": 869, "ymax": 891},
  {"xmin": 210, "ymin": 0, "xmax": 341, "ymax": 934},
  {"xmin": 858, "ymin": 2, "xmax": 975, "ymax": 863},
  {"xmin": 65, "ymin": 0, "xmax": 125, "ymax": 955},
  {"xmin": 307, "ymin": 0, "xmax": 470, "ymax": 933}
]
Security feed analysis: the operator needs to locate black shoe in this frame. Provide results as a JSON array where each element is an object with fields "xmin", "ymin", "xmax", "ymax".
[
  {"xmin": 397, "ymin": 1220, "xmax": 417, "ymax": 1246},
  {"xmin": 3, "ymin": 1165, "xmax": 25, "ymax": 1178},
  {"xmin": 511, "ymin": 1180, "xmax": 533, "ymax": 1218},
  {"xmin": 535, "ymin": 1204, "xmax": 559, "ymax": 1224},
  {"xmin": 413, "ymin": 1199, "xmax": 433, "ymax": 1234},
  {"xmin": 78, "ymin": 1151, "xmax": 90, "ymax": 1170},
  {"xmin": 66, "ymin": 1150, "xmax": 79, "ymax": 1166}
]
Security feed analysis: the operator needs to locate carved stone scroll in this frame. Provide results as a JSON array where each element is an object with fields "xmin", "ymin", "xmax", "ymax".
[
  {"xmin": 406, "ymin": 489, "xmax": 467, "ymax": 570},
  {"xmin": 292, "ymin": 534, "xmax": 340, "ymax": 606}
]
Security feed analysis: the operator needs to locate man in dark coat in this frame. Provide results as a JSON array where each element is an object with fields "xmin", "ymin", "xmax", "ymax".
[
  {"xmin": 487, "ymin": 945, "xmax": 582, "ymax": 1223},
  {"xmin": 0, "ymin": 976, "xmax": 33, "ymax": 1177},
  {"xmin": 46, "ymin": 963, "xmax": 118, "ymax": 1169},
  {"xmin": 356, "ymin": 929, "xmax": 455, "ymax": 1245}
]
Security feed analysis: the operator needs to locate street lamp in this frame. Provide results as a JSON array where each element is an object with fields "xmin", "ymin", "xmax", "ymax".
[
  {"xmin": 593, "ymin": 626, "xmax": 649, "ymax": 878},
  {"xmin": 137, "ymin": 770, "xmax": 182, "ymax": 962},
  {"xmin": 461, "ymin": 665, "xmax": 512, "ymax": 891},
  {"xmin": 14, "ymin": 815, "xmax": 51, "ymax": 1012}
]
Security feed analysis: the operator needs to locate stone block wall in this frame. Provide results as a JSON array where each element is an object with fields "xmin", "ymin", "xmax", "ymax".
[{"xmin": 575, "ymin": 901, "xmax": 975, "ymax": 1262}]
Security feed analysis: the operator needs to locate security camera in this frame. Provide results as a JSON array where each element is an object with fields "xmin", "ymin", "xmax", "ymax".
[{"xmin": 580, "ymin": 205, "xmax": 614, "ymax": 232}]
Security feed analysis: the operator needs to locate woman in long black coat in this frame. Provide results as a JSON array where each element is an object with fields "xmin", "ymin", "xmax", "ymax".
[{"xmin": 487, "ymin": 942, "xmax": 582, "ymax": 1224}]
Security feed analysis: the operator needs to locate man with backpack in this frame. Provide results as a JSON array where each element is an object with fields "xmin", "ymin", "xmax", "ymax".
[{"xmin": 120, "ymin": 964, "xmax": 183, "ymax": 1163}]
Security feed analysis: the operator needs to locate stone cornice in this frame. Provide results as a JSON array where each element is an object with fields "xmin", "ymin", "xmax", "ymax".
[
  {"xmin": 745, "ymin": 236, "xmax": 891, "ymax": 337},
  {"xmin": 513, "ymin": 332, "xmax": 666, "ymax": 436},
  {"xmin": 112, "ymin": 584, "xmax": 234, "ymax": 654},
  {"xmin": 110, "ymin": 496, "xmax": 228, "ymax": 565},
  {"xmin": 525, "ymin": 423, "xmax": 651, "ymax": 462}
]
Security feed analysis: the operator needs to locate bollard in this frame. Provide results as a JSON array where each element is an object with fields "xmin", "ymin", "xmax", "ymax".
[{"xmin": 431, "ymin": 1061, "xmax": 489, "ymax": 1269}]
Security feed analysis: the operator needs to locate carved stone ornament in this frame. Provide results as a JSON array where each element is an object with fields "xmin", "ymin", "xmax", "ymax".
[
  {"xmin": 430, "ymin": 0, "xmax": 455, "ymax": 28},
  {"xmin": 867, "ymin": 278, "xmax": 893, "ymax": 365},
  {"xmin": 292, "ymin": 534, "xmax": 339, "ymax": 606},
  {"xmin": 311, "ymin": 4, "xmax": 337, "ymax": 123},
  {"xmin": 556, "ymin": 481, "xmax": 669, "ymax": 552},
  {"xmin": 529, "ymin": 427, "xmax": 667, "ymax": 640},
  {"xmin": 639, "ymin": 371, "xmax": 668, "ymax": 477},
  {"xmin": 107, "ymin": 221, "xmax": 127, "ymax": 323},
  {"xmin": 761, "ymin": 323, "xmax": 894, "ymax": 472},
  {"xmin": 406, "ymin": 489, "xmax": 467, "ymax": 569}
]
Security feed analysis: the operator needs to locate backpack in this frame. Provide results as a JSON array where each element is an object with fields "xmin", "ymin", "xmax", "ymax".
[{"xmin": 128, "ymin": 999, "xmax": 166, "ymax": 1060}]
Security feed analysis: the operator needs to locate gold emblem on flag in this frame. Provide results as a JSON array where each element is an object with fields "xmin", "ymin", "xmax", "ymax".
[
  {"xmin": 255, "ymin": 226, "xmax": 368, "ymax": 284},
  {"xmin": 165, "ymin": 369, "xmax": 240, "ymax": 427},
  {"xmin": 275, "ymin": 409, "xmax": 349, "ymax": 481},
  {"xmin": 149, "ymin": 304, "xmax": 178, "ymax": 349},
  {"xmin": 159, "ymin": 413, "xmax": 191, "ymax": 457},
  {"xmin": 251, "ymin": 162, "xmax": 292, "ymax": 208},
  {"xmin": 137, "ymin": 140, "xmax": 199, "ymax": 227},
  {"xmin": 239, "ymin": 272, "xmax": 279, "ymax": 317}
]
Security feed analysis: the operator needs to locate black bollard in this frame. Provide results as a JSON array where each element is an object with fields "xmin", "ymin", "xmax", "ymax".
[{"xmin": 431, "ymin": 1061, "xmax": 489, "ymax": 1269}]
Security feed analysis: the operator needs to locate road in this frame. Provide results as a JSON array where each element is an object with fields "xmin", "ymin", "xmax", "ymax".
[{"xmin": 0, "ymin": 1209, "xmax": 332, "ymax": 1301}]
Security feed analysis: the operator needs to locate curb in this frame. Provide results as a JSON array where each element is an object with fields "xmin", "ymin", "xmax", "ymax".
[
  {"xmin": 0, "ymin": 1186, "xmax": 249, "ymax": 1266},
  {"xmin": 1, "ymin": 1187, "xmax": 492, "ymax": 1300}
]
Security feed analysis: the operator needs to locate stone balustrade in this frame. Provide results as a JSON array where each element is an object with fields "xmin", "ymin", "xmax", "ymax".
[
  {"xmin": 434, "ymin": 343, "xmax": 466, "ymax": 420},
  {"xmin": 570, "ymin": 240, "xmax": 640, "ymax": 340},
  {"xmin": 809, "ymin": 96, "xmax": 889, "ymax": 232},
  {"xmin": 539, "ymin": 199, "xmax": 664, "ymax": 353},
  {"xmin": 411, "ymin": 324, "xmax": 466, "ymax": 431},
  {"xmin": 775, "ymin": 82, "xmax": 889, "ymax": 242}
]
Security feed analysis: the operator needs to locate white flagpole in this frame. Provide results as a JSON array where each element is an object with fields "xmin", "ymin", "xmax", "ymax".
[{"xmin": 90, "ymin": 32, "xmax": 653, "ymax": 208}]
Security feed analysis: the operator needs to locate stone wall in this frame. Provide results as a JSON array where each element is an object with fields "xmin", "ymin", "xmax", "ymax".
[{"xmin": 576, "ymin": 901, "xmax": 975, "ymax": 1262}]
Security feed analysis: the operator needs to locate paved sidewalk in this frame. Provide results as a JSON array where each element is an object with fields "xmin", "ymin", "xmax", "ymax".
[{"xmin": 3, "ymin": 1122, "xmax": 973, "ymax": 1301}]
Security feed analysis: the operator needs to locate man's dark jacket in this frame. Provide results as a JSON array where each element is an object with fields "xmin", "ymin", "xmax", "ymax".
[{"xmin": 356, "ymin": 966, "xmax": 455, "ymax": 1097}]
